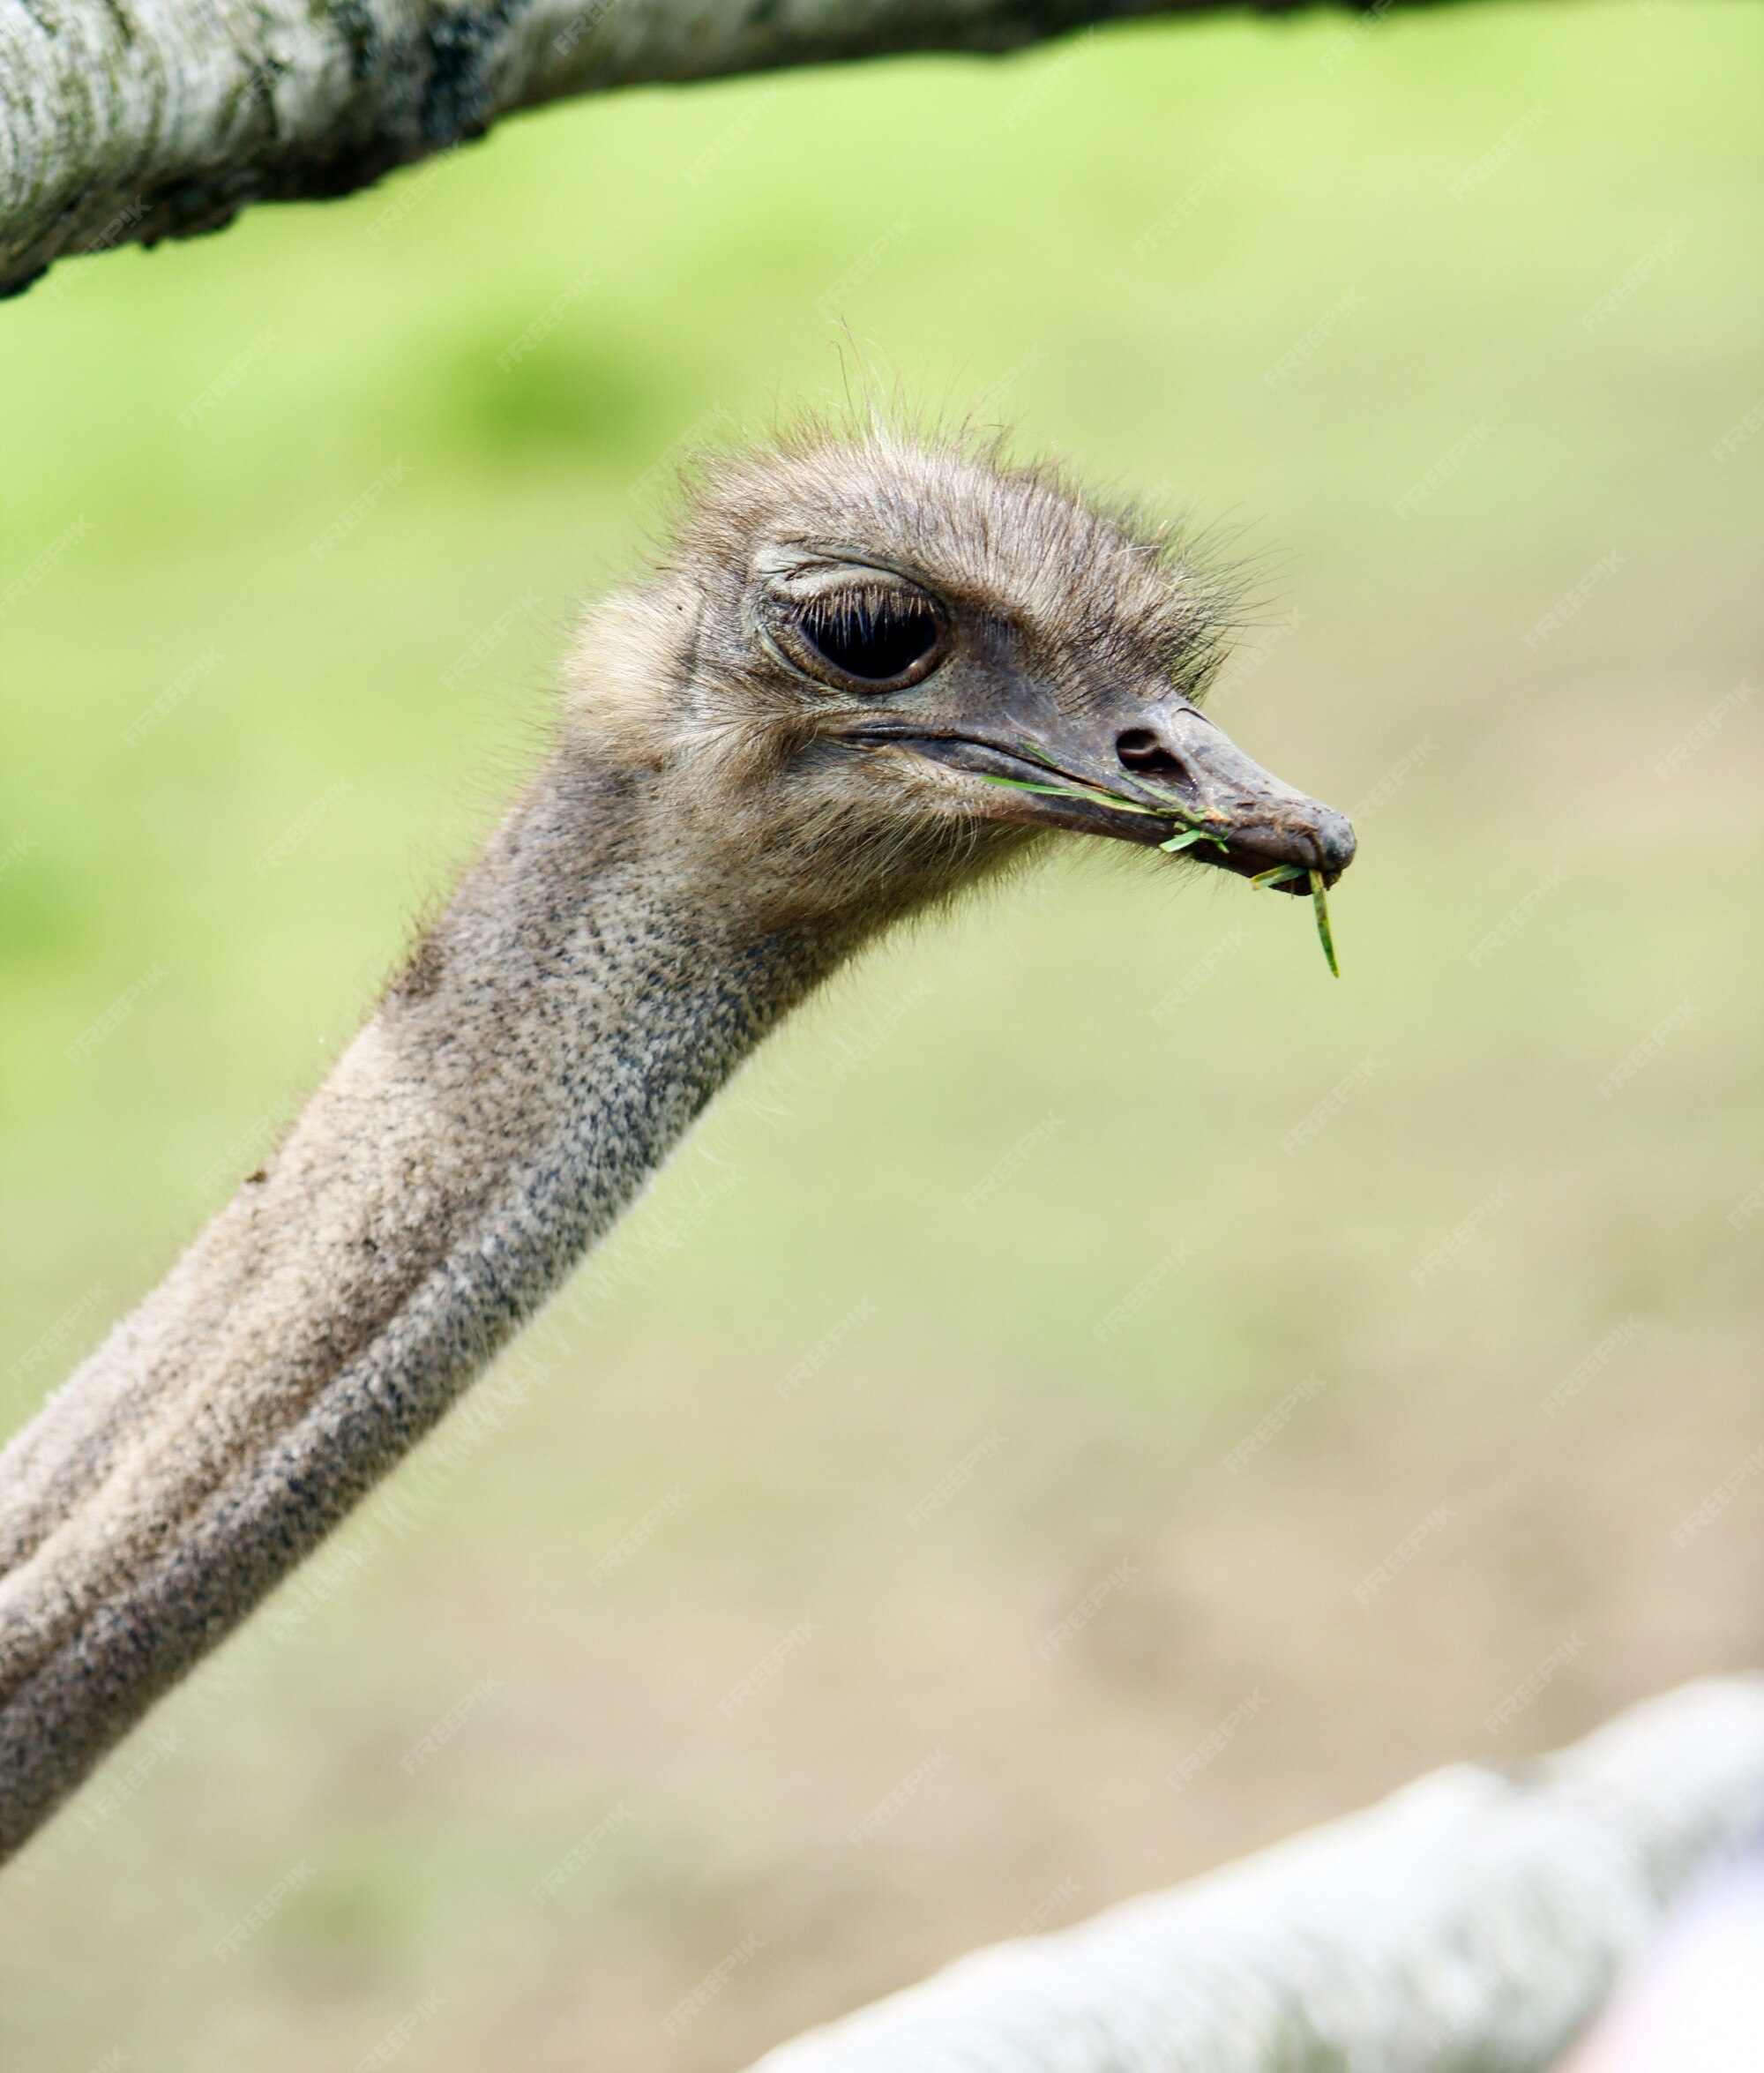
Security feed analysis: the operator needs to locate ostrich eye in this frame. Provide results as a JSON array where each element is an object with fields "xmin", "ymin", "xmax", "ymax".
[{"xmin": 797, "ymin": 586, "xmax": 943, "ymax": 686}]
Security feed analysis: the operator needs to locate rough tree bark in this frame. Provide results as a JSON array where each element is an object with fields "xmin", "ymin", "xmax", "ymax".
[
  {"xmin": 1, "ymin": 0, "xmax": 1464, "ymax": 296},
  {"xmin": 744, "ymin": 1680, "xmax": 1764, "ymax": 2073}
]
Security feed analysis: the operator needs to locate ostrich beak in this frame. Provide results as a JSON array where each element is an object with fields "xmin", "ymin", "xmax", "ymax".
[{"xmin": 846, "ymin": 694, "xmax": 1357, "ymax": 891}]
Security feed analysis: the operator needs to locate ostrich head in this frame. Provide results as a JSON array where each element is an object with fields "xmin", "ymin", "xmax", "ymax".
[{"xmin": 567, "ymin": 430, "xmax": 1355, "ymax": 931}]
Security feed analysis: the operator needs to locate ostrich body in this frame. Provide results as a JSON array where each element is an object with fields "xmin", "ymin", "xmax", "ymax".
[{"xmin": 0, "ymin": 430, "xmax": 1353, "ymax": 1860}]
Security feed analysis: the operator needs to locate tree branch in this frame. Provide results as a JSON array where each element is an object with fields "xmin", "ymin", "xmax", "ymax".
[
  {"xmin": 3, "ymin": 0, "xmax": 1449, "ymax": 296},
  {"xmin": 743, "ymin": 1679, "xmax": 1764, "ymax": 2073}
]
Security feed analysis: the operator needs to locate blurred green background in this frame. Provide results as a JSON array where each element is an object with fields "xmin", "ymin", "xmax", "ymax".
[{"xmin": 2, "ymin": 3, "xmax": 1761, "ymax": 2065}]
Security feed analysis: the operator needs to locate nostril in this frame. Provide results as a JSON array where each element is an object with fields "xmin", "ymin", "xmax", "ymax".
[{"xmin": 1116, "ymin": 729, "xmax": 1192, "ymax": 786}]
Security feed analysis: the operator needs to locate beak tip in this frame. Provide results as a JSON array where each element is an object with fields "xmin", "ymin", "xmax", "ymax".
[{"xmin": 1315, "ymin": 810, "xmax": 1357, "ymax": 876}]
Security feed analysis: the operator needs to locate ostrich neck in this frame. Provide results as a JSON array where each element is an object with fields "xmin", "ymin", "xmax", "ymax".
[{"xmin": 0, "ymin": 753, "xmax": 851, "ymax": 1860}]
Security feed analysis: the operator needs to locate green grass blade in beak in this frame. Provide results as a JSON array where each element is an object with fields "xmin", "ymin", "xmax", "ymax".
[
  {"xmin": 1251, "ymin": 863, "xmax": 1340, "ymax": 975},
  {"xmin": 973, "ymin": 773, "xmax": 1095, "ymax": 802},
  {"xmin": 1310, "ymin": 870, "xmax": 1340, "ymax": 978}
]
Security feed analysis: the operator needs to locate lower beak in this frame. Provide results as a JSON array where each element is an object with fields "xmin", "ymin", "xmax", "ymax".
[{"xmin": 848, "ymin": 701, "xmax": 1356, "ymax": 891}]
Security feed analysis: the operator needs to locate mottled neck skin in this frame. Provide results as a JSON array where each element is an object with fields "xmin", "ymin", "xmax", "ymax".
[{"xmin": 0, "ymin": 748, "xmax": 883, "ymax": 1860}]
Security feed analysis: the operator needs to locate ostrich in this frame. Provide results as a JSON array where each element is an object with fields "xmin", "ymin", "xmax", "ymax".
[{"xmin": 0, "ymin": 426, "xmax": 1353, "ymax": 1861}]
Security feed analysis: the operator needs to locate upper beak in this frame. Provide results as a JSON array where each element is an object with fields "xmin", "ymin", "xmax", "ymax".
[{"xmin": 843, "ymin": 694, "xmax": 1357, "ymax": 892}]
